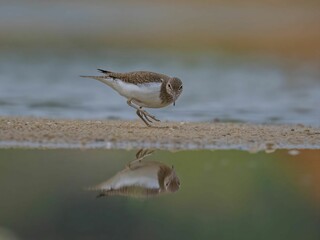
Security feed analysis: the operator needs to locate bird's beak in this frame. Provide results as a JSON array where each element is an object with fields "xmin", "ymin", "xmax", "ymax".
[
  {"xmin": 170, "ymin": 168, "xmax": 177, "ymax": 177},
  {"xmin": 173, "ymin": 94, "xmax": 178, "ymax": 106}
]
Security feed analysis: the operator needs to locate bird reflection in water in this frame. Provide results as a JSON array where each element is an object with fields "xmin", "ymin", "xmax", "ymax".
[{"xmin": 88, "ymin": 149, "xmax": 180, "ymax": 198}]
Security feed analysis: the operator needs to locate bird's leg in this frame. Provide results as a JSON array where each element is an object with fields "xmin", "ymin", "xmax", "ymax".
[
  {"xmin": 127, "ymin": 99, "xmax": 160, "ymax": 126},
  {"xmin": 135, "ymin": 148, "xmax": 154, "ymax": 160},
  {"xmin": 139, "ymin": 107, "xmax": 155, "ymax": 123},
  {"xmin": 127, "ymin": 99, "xmax": 151, "ymax": 126},
  {"xmin": 127, "ymin": 149, "xmax": 155, "ymax": 169},
  {"xmin": 140, "ymin": 109, "xmax": 160, "ymax": 122},
  {"xmin": 136, "ymin": 108, "xmax": 151, "ymax": 127}
]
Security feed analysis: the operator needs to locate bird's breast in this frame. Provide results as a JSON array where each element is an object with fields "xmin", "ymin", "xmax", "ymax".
[{"xmin": 114, "ymin": 80, "xmax": 166, "ymax": 108}]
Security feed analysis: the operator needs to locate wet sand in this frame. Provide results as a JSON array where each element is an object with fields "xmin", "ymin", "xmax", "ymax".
[{"xmin": 0, "ymin": 117, "xmax": 319, "ymax": 151}]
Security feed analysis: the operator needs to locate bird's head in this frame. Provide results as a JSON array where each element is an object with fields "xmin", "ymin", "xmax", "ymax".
[
  {"xmin": 166, "ymin": 77, "xmax": 183, "ymax": 106},
  {"xmin": 164, "ymin": 166, "xmax": 180, "ymax": 192}
]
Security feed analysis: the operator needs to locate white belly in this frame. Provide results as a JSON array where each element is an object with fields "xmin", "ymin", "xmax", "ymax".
[{"xmin": 111, "ymin": 80, "xmax": 166, "ymax": 108}]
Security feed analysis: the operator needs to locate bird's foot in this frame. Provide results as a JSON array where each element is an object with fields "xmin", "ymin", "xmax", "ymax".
[
  {"xmin": 135, "ymin": 149, "xmax": 155, "ymax": 160},
  {"xmin": 136, "ymin": 109, "xmax": 160, "ymax": 127},
  {"xmin": 141, "ymin": 110, "xmax": 160, "ymax": 122}
]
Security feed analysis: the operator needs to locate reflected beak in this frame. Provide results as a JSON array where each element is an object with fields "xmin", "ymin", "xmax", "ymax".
[{"xmin": 173, "ymin": 101, "xmax": 175, "ymax": 106}]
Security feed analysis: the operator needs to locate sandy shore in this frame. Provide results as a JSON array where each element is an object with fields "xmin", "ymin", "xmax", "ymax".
[{"xmin": 0, "ymin": 117, "xmax": 319, "ymax": 151}]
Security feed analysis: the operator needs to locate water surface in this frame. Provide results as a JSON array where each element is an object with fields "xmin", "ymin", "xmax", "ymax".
[
  {"xmin": 0, "ymin": 149, "xmax": 319, "ymax": 240},
  {"xmin": 1, "ymin": 49, "xmax": 319, "ymax": 125}
]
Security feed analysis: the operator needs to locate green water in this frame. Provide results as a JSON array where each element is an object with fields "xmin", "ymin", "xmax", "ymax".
[{"xmin": 0, "ymin": 149, "xmax": 319, "ymax": 240}]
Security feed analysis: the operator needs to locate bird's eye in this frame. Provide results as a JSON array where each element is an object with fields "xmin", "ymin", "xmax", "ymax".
[
  {"xmin": 168, "ymin": 84, "xmax": 172, "ymax": 89},
  {"xmin": 166, "ymin": 182, "xmax": 169, "ymax": 187},
  {"xmin": 179, "ymin": 85, "xmax": 183, "ymax": 90}
]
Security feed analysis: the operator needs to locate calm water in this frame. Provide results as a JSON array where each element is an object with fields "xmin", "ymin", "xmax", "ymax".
[
  {"xmin": 0, "ymin": 49, "xmax": 320, "ymax": 125},
  {"xmin": 0, "ymin": 149, "xmax": 319, "ymax": 240}
]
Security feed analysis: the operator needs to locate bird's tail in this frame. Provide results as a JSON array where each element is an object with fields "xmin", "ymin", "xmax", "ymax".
[
  {"xmin": 83, "ymin": 185, "xmax": 101, "ymax": 191},
  {"xmin": 97, "ymin": 69, "xmax": 112, "ymax": 75},
  {"xmin": 80, "ymin": 69, "xmax": 114, "ymax": 86},
  {"xmin": 80, "ymin": 75, "xmax": 106, "ymax": 79},
  {"xmin": 80, "ymin": 75, "xmax": 113, "ymax": 87},
  {"xmin": 80, "ymin": 68, "xmax": 112, "ymax": 79}
]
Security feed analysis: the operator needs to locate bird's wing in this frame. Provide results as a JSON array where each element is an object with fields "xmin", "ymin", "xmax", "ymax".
[
  {"xmin": 97, "ymin": 69, "xmax": 169, "ymax": 85},
  {"xmin": 96, "ymin": 185, "xmax": 160, "ymax": 198}
]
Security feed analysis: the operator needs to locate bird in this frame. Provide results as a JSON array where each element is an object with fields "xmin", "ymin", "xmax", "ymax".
[
  {"xmin": 86, "ymin": 149, "xmax": 180, "ymax": 198},
  {"xmin": 80, "ymin": 69, "xmax": 183, "ymax": 126}
]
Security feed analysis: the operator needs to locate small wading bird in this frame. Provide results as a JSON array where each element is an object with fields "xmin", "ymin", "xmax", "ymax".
[
  {"xmin": 86, "ymin": 149, "xmax": 180, "ymax": 198},
  {"xmin": 81, "ymin": 69, "xmax": 183, "ymax": 126}
]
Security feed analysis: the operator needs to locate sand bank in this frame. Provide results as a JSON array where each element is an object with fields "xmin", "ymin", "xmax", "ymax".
[{"xmin": 0, "ymin": 117, "xmax": 319, "ymax": 151}]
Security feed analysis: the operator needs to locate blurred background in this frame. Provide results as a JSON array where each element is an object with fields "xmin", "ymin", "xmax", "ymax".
[
  {"xmin": 1, "ymin": 2, "xmax": 320, "ymax": 239},
  {"xmin": 1, "ymin": 0, "xmax": 320, "ymax": 125}
]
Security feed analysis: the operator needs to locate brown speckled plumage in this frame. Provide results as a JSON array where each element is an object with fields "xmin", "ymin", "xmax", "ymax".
[
  {"xmin": 97, "ymin": 69, "xmax": 181, "ymax": 105},
  {"xmin": 98, "ymin": 69, "xmax": 169, "ymax": 85},
  {"xmin": 157, "ymin": 165, "xmax": 174, "ymax": 189},
  {"xmin": 159, "ymin": 79, "xmax": 173, "ymax": 104},
  {"xmin": 81, "ymin": 69, "xmax": 183, "ymax": 126},
  {"xmin": 97, "ymin": 186, "xmax": 160, "ymax": 198}
]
